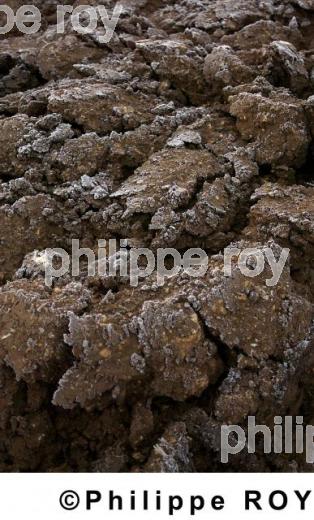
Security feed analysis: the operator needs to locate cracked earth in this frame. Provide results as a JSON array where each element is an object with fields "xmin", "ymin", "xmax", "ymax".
[{"xmin": 0, "ymin": 0, "xmax": 314, "ymax": 472}]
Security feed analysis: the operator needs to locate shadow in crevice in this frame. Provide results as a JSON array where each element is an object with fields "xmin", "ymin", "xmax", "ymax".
[{"xmin": 296, "ymin": 146, "xmax": 314, "ymax": 186}]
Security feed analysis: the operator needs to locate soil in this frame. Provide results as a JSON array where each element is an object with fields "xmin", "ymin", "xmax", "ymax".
[{"xmin": 0, "ymin": 0, "xmax": 314, "ymax": 472}]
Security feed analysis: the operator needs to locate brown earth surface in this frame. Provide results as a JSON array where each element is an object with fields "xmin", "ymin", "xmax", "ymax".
[{"xmin": 0, "ymin": 0, "xmax": 314, "ymax": 472}]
